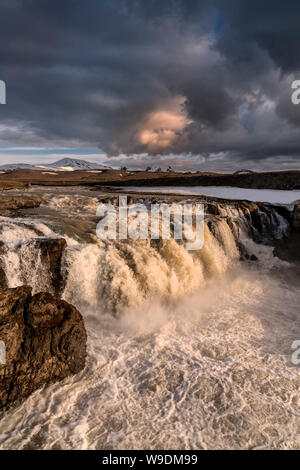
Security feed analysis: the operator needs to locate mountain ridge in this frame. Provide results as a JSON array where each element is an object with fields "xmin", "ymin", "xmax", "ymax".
[{"xmin": 0, "ymin": 157, "xmax": 110, "ymax": 171}]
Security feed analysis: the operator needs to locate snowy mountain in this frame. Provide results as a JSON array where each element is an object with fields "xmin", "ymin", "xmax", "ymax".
[
  {"xmin": 45, "ymin": 158, "xmax": 110, "ymax": 170},
  {"xmin": 0, "ymin": 158, "xmax": 111, "ymax": 171},
  {"xmin": 0, "ymin": 163, "xmax": 37, "ymax": 170}
]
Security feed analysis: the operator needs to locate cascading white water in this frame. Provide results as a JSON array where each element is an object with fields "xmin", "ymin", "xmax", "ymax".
[
  {"xmin": 0, "ymin": 216, "xmax": 78, "ymax": 294},
  {"xmin": 0, "ymin": 194, "xmax": 299, "ymax": 450},
  {"xmin": 0, "ymin": 209, "xmax": 241, "ymax": 315},
  {"xmin": 60, "ymin": 217, "xmax": 240, "ymax": 316},
  {"xmin": 0, "ymin": 218, "xmax": 56, "ymax": 291},
  {"xmin": 0, "ymin": 200, "xmax": 291, "ymax": 315}
]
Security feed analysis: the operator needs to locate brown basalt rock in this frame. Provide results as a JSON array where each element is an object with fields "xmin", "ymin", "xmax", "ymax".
[
  {"xmin": 30, "ymin": 238, "xmax": 67, "ymax": 295},
  {"xmin": 0, "ymin": 237, "xmax": 67, "ymax": 294},
  {"xmin": 0, "ymin": 286, "xmax": 86, "ymax": 410},
  {"xmin": 0, "ymin": 241, "xmax": 7, "ymax": 288},
  {"xmin": 205, "ymin": 203, "xmax": 221, "ymax": 216},
  {"xmin": 273, "ymin": 204, "xmax": 300, "ymax": 261},
  {"xmin": 239, "ymin": 202, "xmax": 262, "ymax": 232}
]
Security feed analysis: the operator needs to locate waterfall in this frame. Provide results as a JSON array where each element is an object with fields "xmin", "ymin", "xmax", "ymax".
[
  {"xmin": 0, "ymin": 198, "xmax": 298, "ymax": 451},
  {"xmin": 0, "ymin": 201, "xmax": 292, "ymax": 316},
  {"xmin": 0, "ymin": 218, "xmax": 67, "ymax": 294}
]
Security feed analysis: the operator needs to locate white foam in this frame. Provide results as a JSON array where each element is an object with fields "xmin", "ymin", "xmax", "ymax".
[
  {"xmin": 0, "ymin": 266, "xmax": 299, "ymax": 450},
  {"xmin": 0, "ymin": 204, "xmax": 299, "ymax": 450}
]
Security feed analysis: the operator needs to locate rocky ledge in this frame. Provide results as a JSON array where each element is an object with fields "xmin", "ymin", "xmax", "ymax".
[
  {"xmin": 0, "ymin": 286, "xmax": 86, "ymax": 410},
  {"xmin": 27, "ymin": 238, "xmax": 67, "ymax": 296},
  {"xmin": 273, "ymin": 204, "xmax": 300, "ymax": 262},
  {"xmin": 0, "ymin": 238, "xmax": 67, "ymax": 295},
  {"xmin": 0, "ymin": 241, "xmax": 7, "ymax": 288},
  {"xmin": 0, "ymin": 195, "xmax": 42, "ymax": 216}
]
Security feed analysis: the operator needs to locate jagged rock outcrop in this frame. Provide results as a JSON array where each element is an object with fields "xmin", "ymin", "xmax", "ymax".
[
  {"xmin": 205, "ymin": 203, "xmax": 221, "ymax": 216},
  {"xmin": 30, "ymin": 238, "xmax": 67, "ymax": 295},
  {"xmin": 293, "ymin": 204, "xmax": 300, "ymax": 232},
  {"xmin": 0, "ymin": 286, "xmax": 86, "ymax": 410},
  {"xmin": 273, "ymin": 204, "xmax": 300, "ymax": 262},
  {"xmin": 0, "ymin": 195, "xmax": 42, "ymax": 216},
  {"xmin": 0, "ymin": 241, "xmax": 7, "ymax": 288}
]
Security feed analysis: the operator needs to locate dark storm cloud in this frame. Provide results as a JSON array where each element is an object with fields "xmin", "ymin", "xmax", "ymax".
[
  {"xmin": 213, "ymin": 0, "xmax": 300, "ymax": 73},
  {"xmin": 0, "ymin": 0, "xmax": 300, "ymax": 168}
]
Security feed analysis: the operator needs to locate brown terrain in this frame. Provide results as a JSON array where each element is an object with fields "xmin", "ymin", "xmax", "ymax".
[{"xmin": 0, "ymin": 168, "xmax": 300, "ymax": 190}]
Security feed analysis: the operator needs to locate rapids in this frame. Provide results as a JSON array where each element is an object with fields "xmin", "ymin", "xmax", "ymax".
[{"xmin": 0, "ymin": 189, "xmax": 299, "ymax": 450}]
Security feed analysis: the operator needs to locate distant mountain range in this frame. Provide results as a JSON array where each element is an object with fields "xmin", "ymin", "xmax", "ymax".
[{"xmin": 0, "ymin": 157, "xmax": 111, "ymax": 171}]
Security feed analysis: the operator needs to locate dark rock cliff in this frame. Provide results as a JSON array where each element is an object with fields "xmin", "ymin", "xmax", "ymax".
[
  {"xmin": 273, "ymin": 203, "xmax": 300, "ymax": 262},
  {"xmin": 293, "ymin": 204, "xmax": 300, "ymax": 232}
]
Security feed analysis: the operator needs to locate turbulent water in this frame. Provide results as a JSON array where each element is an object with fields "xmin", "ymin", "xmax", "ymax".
[{"xmin": 0, "ymin": 188, "xmax": 299, "ymax": 450}]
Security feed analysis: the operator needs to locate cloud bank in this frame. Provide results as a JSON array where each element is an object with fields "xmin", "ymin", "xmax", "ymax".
[{"xmin": 1, "ymin": 0, "xmax": 300, "ymax": 170}]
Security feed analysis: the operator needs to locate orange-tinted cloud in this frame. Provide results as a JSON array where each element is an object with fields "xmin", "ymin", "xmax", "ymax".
[{"xmin": 137, "ymin": 97, "xmax": 188, "ymax": 152}]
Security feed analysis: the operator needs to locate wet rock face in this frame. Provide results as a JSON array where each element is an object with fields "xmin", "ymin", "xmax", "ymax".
[
  {"xmin": 273, "ymin": 204, "xmax": 300, "ymax": 262},
  {"xmin": 31, "ymin": 238, "xmax": 67, "ymax": 295},
  {"xmin": 0, "ymin": 237, "xmax": 67, "ymax": 295},
  {"xmin": 0, "ymin": 286, "xmax": 87, "ymax": 410},
  {"xmin": 205, "ymin": 203, "xmax": 221, "ymax": 216},
  {"xmin": 0, "ymin": 242, "xmax": 7, "ymax": 288},
  {"xmin": 293, "ymin": 204, "xmax": 300, "ymax": 232}
]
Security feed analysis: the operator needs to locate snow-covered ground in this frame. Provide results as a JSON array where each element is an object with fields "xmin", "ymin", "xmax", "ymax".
[{"xmin": 118, "ymin": 186, "xmax": 300, "ymax": 204}]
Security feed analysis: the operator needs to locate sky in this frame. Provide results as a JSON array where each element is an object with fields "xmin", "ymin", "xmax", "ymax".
[{"xmin": 0, "ymin": 0, "xmax": 300, "ymax": 171}]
